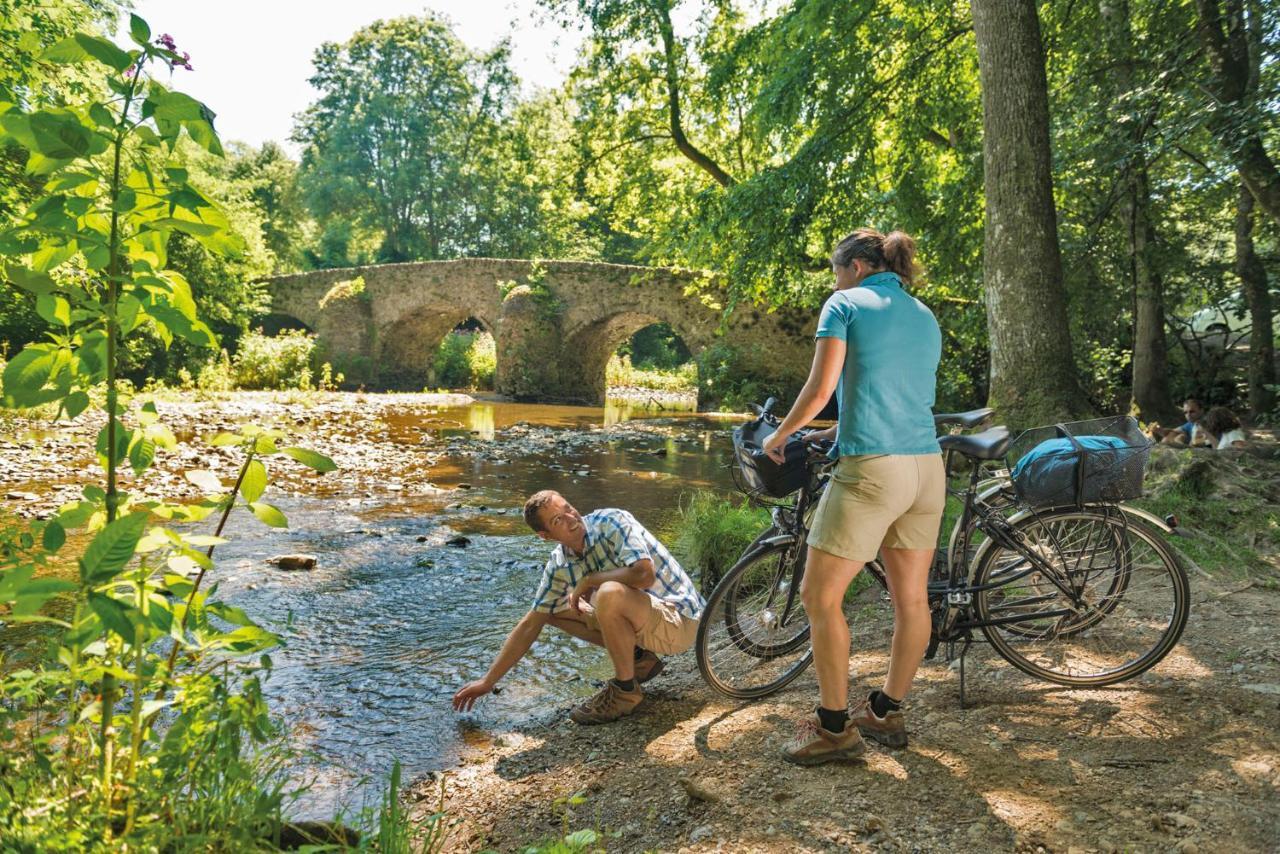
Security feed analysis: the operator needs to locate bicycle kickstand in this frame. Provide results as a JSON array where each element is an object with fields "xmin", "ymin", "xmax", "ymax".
[{"xmin": 957, "ymin": 635, "xmax": 973, "ymax": 710}]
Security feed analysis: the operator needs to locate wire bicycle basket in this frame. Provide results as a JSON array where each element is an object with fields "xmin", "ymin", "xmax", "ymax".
[
  {"xmin": 1007, "ymin": 415, "xmax": 1152, "ymax": 508},
  {"xmin": 731, "ymin": 416, "xmax": 814, "ymax": 500}
]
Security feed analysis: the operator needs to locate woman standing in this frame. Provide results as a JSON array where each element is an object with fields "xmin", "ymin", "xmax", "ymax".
[{"xmin": 762, "ymin": 227, "xmax": 943, "ymax": 765}]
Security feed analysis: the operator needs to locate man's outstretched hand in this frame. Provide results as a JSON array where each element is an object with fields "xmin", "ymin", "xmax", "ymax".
[{"xmin": 453, "ymin": 678, "xmax": 494, "ymax": 712}]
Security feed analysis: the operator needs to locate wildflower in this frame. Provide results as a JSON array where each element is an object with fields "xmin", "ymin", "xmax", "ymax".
[{"xmin": 156, "ymin": 33, "xmax": 177, "ymax": 51}]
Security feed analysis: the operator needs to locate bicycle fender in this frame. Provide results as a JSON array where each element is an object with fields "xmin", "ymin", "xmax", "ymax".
[{"xmin": 969, "ymin": 503, "xmax": 1175, "ymax": 573}]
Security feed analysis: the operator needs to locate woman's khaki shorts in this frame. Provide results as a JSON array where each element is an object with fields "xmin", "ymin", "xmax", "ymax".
[
  {"xmin": 580, "ymin": 595, "xmax": 699, "ymax": 656},
  {"xmin": 807, "ymin": 453, "xmax": 945, "ymax": 563}
]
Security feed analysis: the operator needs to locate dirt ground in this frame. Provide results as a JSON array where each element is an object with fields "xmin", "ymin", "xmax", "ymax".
[{"xmin": 417, "ymin": 578, "xmax": 1280, "ymax": 853}]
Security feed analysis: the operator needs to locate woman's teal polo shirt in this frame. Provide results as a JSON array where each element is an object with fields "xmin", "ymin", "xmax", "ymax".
[{"xmin": 815, "ymin": 271, "xmax": 942, "ymax": 457}]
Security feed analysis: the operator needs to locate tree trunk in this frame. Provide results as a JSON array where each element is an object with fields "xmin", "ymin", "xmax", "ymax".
[
  {"xmin": 1195, "ymin": 0, "xmax": 1280, "ymax": 226},
  {"xmin": 970, "ymin": 0, "xmax": 1092, "ymax": 427},
  {"xmin": 1100, "ymin": 0, "xmax": 1176, "ymax": 422},
  {"xmin": 1235, "ymin": 182, "xmax": 1276, "ymax": 416}
]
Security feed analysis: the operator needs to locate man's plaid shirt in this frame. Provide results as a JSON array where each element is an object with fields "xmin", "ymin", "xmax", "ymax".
[{"xmin": 530, "ymin": 509, "xmax": 704, "ymax": 620}]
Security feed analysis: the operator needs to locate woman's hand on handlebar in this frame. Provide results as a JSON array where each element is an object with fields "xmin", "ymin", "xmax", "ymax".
[
  {"xmin": 802, "ymin": 426, "xmax": 837, "ymax": 444},
  {"xmin": 762, "ymin": 429, "xmax": 790, "ymax": 463}
]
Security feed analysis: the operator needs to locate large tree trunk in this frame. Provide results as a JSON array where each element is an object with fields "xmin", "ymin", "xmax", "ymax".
[
  {"xmin": 1235, "ymin": 182, "xmax": 1276, "ymax": 416},
  {"xmin": 970, "ymin": 0, "xmax": 1092, "ymax": 427},
  {"xmin": 1196, "ymin": 0, "xmax": 1280, "ymax": 226},
  {"xmin": 1100, "ymin": 0, "xmax": 1176, "ymax": 421}
]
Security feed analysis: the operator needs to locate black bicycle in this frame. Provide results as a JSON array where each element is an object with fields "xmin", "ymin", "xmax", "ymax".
[{"xmin": 695, "ymin": 400, "xmax": 1191, "ymax": 702}]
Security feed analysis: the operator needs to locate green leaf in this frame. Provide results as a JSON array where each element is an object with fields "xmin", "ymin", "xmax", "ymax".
[
  {"xmin": 129, "ymin": 14, "xmax": 151, "ymax": 46},
  {"xmin": 62, "ymin": 390, "xmax": 90, "ymax": 420},
  {"xmin": 13, "ymin": 578, "xmax": 76, "ymax": 616},
  {"xmin": 42, "ymin": 520, "xmax": 66, "ymax": 552},
  {"xmin": 207, "ymin": 602, "xmax": 254, "ymax": 627},
  {"xmin": 280, "ymin": 447, "xmax": 337, "ymax": 473},
  {"xmin": 128, "ymin": 436, "xmax": 156, "ymax": 474},
  {"xmin": 79, "ymin": 511, "xmax": 149, "ymax": 584},
  {"xmin": 209, "ymin": 432, "xmax": 243, "ymax": 447},
  {"xmin": 240, "ymin": 459, "xmax": 267, "ymax": 503},
  {"xmin": 3, "ymin": 345, "xmax": 63, "ymax": 407},
  {"xmin": 564, "ymin": 830, "xmax": 600, "ymax": 848},
  {"xmin": 248, "ymin": 502, "xmax": 288, "ymax": 529},
  {"xmin": 88, "ymin": 593, "xmax": 136, "ymax": 640},
  {"xmin": 35, "ymin": 293, "xmax": 71, "ymax": 327},
  {"xmin": 42, "ymin": 34, "xmax": 133, "ymax": 72},
  {"xmin": 185, "ymin": 469, "xmax": 223, "ymax": 493}
]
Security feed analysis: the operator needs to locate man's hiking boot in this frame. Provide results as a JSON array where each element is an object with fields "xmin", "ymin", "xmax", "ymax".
[
  {"xmin": 780, "ymin": 714, "xmax": 866, "ymax": 766},
  {"xmin": 634, "ymin": 650, "xmax": 665, "ymax": 684},
  {"xmin": 849, "ymin": 697, "xmax": 908, "ymax": 749},
  {"xmin": 570, "ymin": 681, "xmax": 644, "ymax": 725}
]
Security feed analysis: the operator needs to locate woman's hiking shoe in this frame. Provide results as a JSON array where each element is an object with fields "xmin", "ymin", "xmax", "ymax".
[
  {"xmin": 848, "ymin": 698, "xmax": 908, "ymax": 749},
  {"xmin": 780, "ymin": 714, "xmax": 866, "ymax": 765},
  {"xmin": 634, "ymin": 650, "xmax": 665, "ymax": 684},
  {"xmin": 569, "ymin": 681, "xmax": 644, "ymax": 725}
]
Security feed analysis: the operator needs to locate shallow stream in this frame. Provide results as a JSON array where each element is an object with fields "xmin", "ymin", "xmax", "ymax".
[{"xmin": 208, "ymin": 401, "xmax": 742, "ymax": 818}]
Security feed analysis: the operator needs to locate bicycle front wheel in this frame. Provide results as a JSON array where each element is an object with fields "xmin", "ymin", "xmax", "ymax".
[
  {"xmin": 696, "ymin": 540, "xmax": 814, "ymax": 699},
  {"xmin": 974, "ymin": 508, "xmax": 1189, "ymax": 687}
]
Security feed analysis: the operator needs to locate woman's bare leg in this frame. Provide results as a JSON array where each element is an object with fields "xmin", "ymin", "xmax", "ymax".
[
  {"xmin": 800, "ymin": 545, "xmax": 864, "ymax": 711},
  {"xmin": 879, "ymin": 546, "xmax": 934, "ymax": 699}
]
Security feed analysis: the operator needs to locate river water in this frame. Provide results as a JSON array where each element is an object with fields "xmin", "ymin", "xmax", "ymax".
[{"xmin": 207, "ymin": 400, "xmax": 744, "ymax": 819}]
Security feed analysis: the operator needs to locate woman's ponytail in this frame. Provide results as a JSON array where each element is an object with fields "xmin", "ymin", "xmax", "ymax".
[{"xmin": 881, "ymin": 230, "xmax": 921, "ymax": 287}]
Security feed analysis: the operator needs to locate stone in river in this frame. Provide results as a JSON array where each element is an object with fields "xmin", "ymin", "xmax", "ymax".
[
  {"xmin": 267, "ymin": 554, "xmax": 318, "ymax": 571},
  {"xmin": 5, "ymin": 491, "xmax": 39, "ymax": 501},
  {"xmin": 446, "ymin": 535, "xmax": 471, "ymax": 548}
]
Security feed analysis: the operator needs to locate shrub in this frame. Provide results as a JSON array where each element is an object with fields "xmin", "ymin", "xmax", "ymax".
[
  {"xmin": 197, "ymin": 350, "xmax": 236, "ymax": 392},
  {"xmin": 671, "ymin": 491, "xmax": 770, "ymax": 590},
  {"xmin": 233, "ymin": 329, "xmax": 317, "ymax": 390},
  {"xmin": 695, "ymin": 342, "xmax": 789, "ymax": 412},
  {"xmin": 606, "ymin": 354, "xmax": 697, "ymax": 393},
  {"xmin": 431, "ymin": 331, "xmax": 496, "ymax": 390}
]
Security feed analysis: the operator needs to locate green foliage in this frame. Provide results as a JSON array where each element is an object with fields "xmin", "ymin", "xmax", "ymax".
[
  {"xmin": 695, "ymin": 342, "xmax": 789, "ymax": 412},
  {"xmin": 605, "ymin": 353, "xmax": 696, "ymax": 393},
  {"xmin": 431, "ymin": 330, "xmax": 496, "ymax": 390},
  {"xmin": 0, "ymin": 19, "xmax": 359, "ymax": 847},
  {"xmin": 671, "ymin": 491, "xmax": 769, "ymax": 590},
  {"xmin": 232, "ymin": 328, "xmax": 318, "ymax": 390}
]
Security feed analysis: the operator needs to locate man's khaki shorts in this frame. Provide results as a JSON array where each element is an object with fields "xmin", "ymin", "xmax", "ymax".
[
  {"xmin": 807, "ymin": 453, "xmax": 945, "ymax": 563},
  {"xmin": 579, "ymin": 595, "xmax": 699, "ymax": 656}
]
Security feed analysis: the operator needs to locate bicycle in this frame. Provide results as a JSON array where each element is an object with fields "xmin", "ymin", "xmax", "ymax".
[{"xmin": 694, "ymin": 400, "xmax": 1191, "ymax": 705}]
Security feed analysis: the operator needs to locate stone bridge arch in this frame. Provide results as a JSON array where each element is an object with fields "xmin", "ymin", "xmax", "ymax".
[{"xmin": 264, "ymin": 259, "xmax": 815, "ymax": 403}]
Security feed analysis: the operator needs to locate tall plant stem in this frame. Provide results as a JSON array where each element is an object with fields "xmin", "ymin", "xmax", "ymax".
[
  {"xmin": 154, "ymin": 448, "xmax": 255, "ymax": 701},
  {"xmin": 99, "ymin": 69, "xmax": 141, "ymax": 841},
  {"xmin": 122, "ymin": 565, "xmax": 148, "ymax": 837}
]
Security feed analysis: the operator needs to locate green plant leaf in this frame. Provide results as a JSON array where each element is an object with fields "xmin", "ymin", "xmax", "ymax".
[
  {"xmin": 185, "ymin": 469, "xmax": 223, "ymax": 492},
  {"xmin": 88, "ymin": 592, "xmax": 135, "ymax": 639},
  {"xmin": 79, "ymin": 511, "xmax": 148, "ymax": 584},
  {"xmin": 3, "ymin": 345, "xmax": 62, "ymax": 407},
  {"xmin": 564, "ymin": 829, "xmax": 600, "ymax": 848},
  {"xmin": 280, "ymin": 447, "xmax": 337, "ymax": 473},
  {"xmin": 128, "ymin": 436, "xmax": 156, "ymax": 474},
  {"xmin": 62, "ymin": 390, "xmax": 90, "ymax": 420},
  {"xmin": 42, "ymin": 520, "xmax": 66, "ymax": 552},
  {"xmin": 240, "ymin": 459, "xmax": 267, "ymax": 503},
  {"xmin": 129, "ymin": 14, "xmax": 151, "ymax": 46},
  {"xmin": 248, "ymin": 502, "xmax": 287, "ymax": 528},
  {"xmin": 35, "ymin": 293, "xmax": 71, "ymax": 327},
  {"xmin": 209, "ymin": 432, "xmax": 242, "ymax": 447},
  {"xmin": 42, "ymin": 34, "xmax": 133, "ymax": 72}
]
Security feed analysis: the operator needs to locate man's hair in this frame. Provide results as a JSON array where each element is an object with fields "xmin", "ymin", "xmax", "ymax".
[
  {"xmin": 1183, "ymin": 397, "xmax": 1203, "ymax": 408},
  {"xmin": 523, "ymin": 490, "xmax": 562, "ymax": 532}
]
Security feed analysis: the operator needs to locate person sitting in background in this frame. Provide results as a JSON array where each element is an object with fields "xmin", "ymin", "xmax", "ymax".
[
  {"xmin": 1193, "ymin": 406, "xmax": 1248, "ymax": 450},
  {"xmin": 1148, "ymin": 398, "xmax": 1204, "ymax": 446}
]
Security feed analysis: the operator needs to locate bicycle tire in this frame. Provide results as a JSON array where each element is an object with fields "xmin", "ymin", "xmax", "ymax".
[
  {"xmin": 974, "ymin": 508, "xmax": 1189, "ymax": 687},
  {"xmin": 697, "ymin": 541, "xmax": 814, "ymax": 699}
]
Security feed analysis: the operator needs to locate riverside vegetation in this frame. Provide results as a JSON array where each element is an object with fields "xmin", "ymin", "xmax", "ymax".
[{"xmin": 0, "ymin": 17, "xmax": 451, "ymax": 849}]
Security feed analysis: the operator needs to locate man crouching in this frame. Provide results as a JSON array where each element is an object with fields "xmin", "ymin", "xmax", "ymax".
[{"xmin": 452, "ymin": 490, "xmax": 705, "ymax": 724}]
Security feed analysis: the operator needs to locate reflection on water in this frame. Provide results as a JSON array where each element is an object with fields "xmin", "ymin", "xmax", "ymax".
[{"xmin": 217, "ymin": 400, "xmax": 744, "ymax": 819}]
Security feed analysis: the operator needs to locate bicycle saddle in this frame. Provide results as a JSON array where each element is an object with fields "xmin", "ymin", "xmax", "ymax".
[
  {"xmin": 938, "ymin": 425, "xmax": 1011, "ymax": 460},
  {"xmin": 933, "ymin": 407, "xmax": 995, "ymax": 429}
]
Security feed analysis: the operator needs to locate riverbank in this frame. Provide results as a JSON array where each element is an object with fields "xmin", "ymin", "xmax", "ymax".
[{"xmin": 4, "ymin": 392, "xmax": 1278, "ymax": 850}]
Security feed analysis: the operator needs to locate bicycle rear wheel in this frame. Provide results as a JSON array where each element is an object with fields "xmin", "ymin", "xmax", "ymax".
[
  {"xmin": 974, "ymin": 508, "xmax": 1189, "ymax": 687},
  {"xmin": 696, "ymin": 540, "xmax": 814, "ymax": 699}
]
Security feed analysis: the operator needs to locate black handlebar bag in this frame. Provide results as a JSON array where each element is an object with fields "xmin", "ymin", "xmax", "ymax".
[{"xmin": 732, "ymin": 417, "xmax": 811, "ymax": 497}]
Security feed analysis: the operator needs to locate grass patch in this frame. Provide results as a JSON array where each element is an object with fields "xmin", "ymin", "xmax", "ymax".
[{"xmin": 669, "ymin": 491, "xmax": 770, "ymax": 590}]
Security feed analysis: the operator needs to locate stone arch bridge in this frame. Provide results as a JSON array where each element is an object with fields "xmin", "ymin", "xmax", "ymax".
[{"xmin": 265, "ymin": 259, "xmax": 816, "ymax": 404}]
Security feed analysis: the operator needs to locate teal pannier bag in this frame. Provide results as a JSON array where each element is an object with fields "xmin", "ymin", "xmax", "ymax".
[{"xmin": 1009, "ymin": 418, "xmax": 1151, "ymax": 507}]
